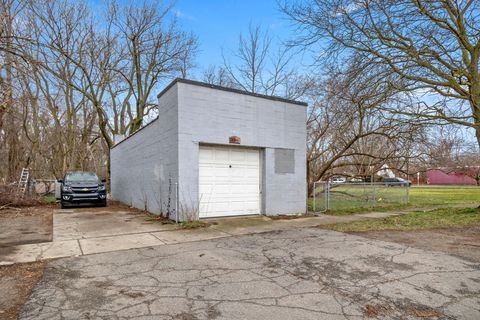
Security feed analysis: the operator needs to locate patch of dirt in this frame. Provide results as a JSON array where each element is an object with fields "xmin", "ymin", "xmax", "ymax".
[
  {"xmin": 119, "ymin": 289, "xmax": 145, "ymax": 298},
  {"xmin": 0, "ymin": 261, "xmax": 46, "ymax": 320},
  {"xmin": 360, "ymin": 255, "xmax": 415, "ymax": 271},
  {"xmin": 144, "ymin": 211, "xmax": 175, "ymax": 224},
  {"xmin": 407, "ymin": 308, "xmax": 441, "ymax": 318},
  {"xmin": 207, "ymin": 305, "xmax": 222, "ymax": 319},
  {"xmin": 269, "ymin": 214, "xmax": 315, "ymax": 220},
  {"xmin": 0, "ymin": 185, "xmax": 45, "ymax": 208},
  {"xmin": 0, "ymin": 206, "xmax": 53, "ymax": 247},
  {"xmin": 351, "ymin": 224, "xmax": 480, "ymax": 262},
  {"xmin": 0, "ymin": 205, "xmax": 55, "ymax": 219},
  {"xmin": 180, "ymin": 220, "xmax": 212, "ymax": 229},
  {"xmin": 363, "ymin": 301, "xmax": 442, "ymax": 318},
  {"xmin": 364, "ymin": 304, "xmax": 381, "ymax": 317},
  {"xmin": 176, "ymin": 312, "xmax": 199, "ymax": 320}
]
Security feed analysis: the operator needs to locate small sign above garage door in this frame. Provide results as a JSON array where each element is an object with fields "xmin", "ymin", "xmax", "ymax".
[{"xmin": 199, "ymin": 145, "xmax": 260, "ymax": 218}]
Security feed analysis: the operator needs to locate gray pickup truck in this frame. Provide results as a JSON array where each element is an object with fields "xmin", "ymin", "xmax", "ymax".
[{"xmin": 57, "ymin": 171, "xmax": 107, "ymax": 208}]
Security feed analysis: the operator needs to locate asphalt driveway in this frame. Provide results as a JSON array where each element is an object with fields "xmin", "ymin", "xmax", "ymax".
[{"xmin": 21, "ymin": 227, "xmax": 480, "ymax": 320}]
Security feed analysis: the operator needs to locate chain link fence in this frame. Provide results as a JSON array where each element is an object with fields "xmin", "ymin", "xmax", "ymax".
[
  {"xmin": 31, "ymin": 179, "xmax": 57, "ymax": 196},
  {"xmin": 310, "ymin": 181, "xmax": 410, "ymax": 213}
]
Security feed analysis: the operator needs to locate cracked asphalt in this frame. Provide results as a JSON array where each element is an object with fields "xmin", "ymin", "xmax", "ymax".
[{"xmin": 21, "ymin": 227, "xmax": 480, "ymax": 319}]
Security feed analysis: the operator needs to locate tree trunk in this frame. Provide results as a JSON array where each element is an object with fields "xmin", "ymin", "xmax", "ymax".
[
  {"xmin": 472, "ymin": 96, "xmax": 480, "ymax": 148},
  {"xmin": 306, "ymin": 159, "xmax": 313, "ymax": 197},
  {"xmin": 475, "ymin": 115, "xmax": 480, "ymax": 149}
]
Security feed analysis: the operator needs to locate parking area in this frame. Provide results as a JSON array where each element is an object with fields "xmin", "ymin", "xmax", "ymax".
[
  {"xmin": 20, "ymin": 227, "xmax": 480, "ymax": 319},
  {"xmin": 2, "ymin": 203, "xmax": 399, "ymax": 265},
  {"xmin": 1, "ymin": 204, "xmax": 480, "ymax": 319},
  {"xmin": 53, "ymin": 203, "xmax": 174, "ymax": 241},
  {"xmin": 1, "ymin": 205, "xmax": 180, "ymax": 264}
]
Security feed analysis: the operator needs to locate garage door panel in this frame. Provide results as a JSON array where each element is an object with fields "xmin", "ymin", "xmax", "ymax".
[
  {"xmin": 199, "ymin": 169, "xmax": 214, "ymax": 182},
  {"xmin": 199, "ymin": 148, "xmax": 215, "ymax": 162},
  {"xmin": 199, "ymin": 186, "xmax": 233, "ymax": 197},
  {"xmin": 210, "ymin": 201, "xmax": 231, "ymax": 212},
  {"xmin": 230, "ymin": 184, "xmax": 258, "ymax": 194},
  {"xmin": 244, "ymin": 167, "xmax": 260, "ymax": 177},
  {"xmin": 214, "ymin": 148, "xmax": 229, "ymax": 162},
  {"xmin": 213, "ymin": 167, "xmax": 230, "ymax": 178},
  {"xmin": 230, "ymin": 167, "xmax": 246, "ymax": 178},
  {"xmin": 245, "ymin": 151, "xmax": 260, "ymax": 163},
  {"xmin": 199, "ymin": 146, "xmax": 260, "ymax": 218},
  {"xmin": 243, "ymin": 201, "xmax": 260, "ymax": 210},
  {"xmin": 230, "ymin": 151, "xmax": 246, "ymax": 163}
]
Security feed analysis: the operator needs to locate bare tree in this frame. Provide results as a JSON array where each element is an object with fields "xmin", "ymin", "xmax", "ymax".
[
  {"xmin": 223, "ymin": 24, "xmax": 271, "ymax": 94},
  {"xmin": 0, "ymin": 0, "xmax": 198, "ymax": 182},
  {"xmin": 11, "ymin": 0, "xmax": 198, "ymax": 182},
  {"xmin": 0, "ymin": 0, "xmax": 33, "ymax": 178},
  {"xmin": 423, "ymin": 126, "xmax": 480, "ymax": 184},
  {"xmin": 28, "ymin": 0, "xmax": 198, "ymax": 147},
  {"xmin": 306, "ymin": 60, "xmax": 424, "ymax": 194},
  {"xmin": 283, "ymin": 0, "xmax": 480, "ymax": 147},
  {"xmin": 219, "ymin": 23, "xmax": 314, "ymax": 99},
  {"xmin": 0, "ymin": 0, "xmax": 109, "ymax": 180},
  {"xmin": 109, "ymin": 0, "xmax": 198, "ymax": 134},
  {"xmin": 203, "ymin": 65, "xmax": 234, "ymax": 87}
]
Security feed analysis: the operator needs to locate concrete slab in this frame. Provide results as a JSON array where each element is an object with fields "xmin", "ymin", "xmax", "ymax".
[
  {"xmin": 0, "ymin": 240, "xmax": 81, "ymax": 265},
  {"xmin": 54, "ymin": 209, "xmax": 175, "ymax": 241},
  {"xmin": 151, "ymin": 227, "xmax": 230, "ymax": 244},
  {"xmin": 79, "ymin": 233, "xmax": 165, "ymax": 255},
  {"xmin": 208, "ymin": 215, "xmax": 288, "ymax": 235},
  {"xmin": 20, "ymin": 228, "xmax": 480, "ymax": 319},
  {"xmin": 209, "ymin": 214, "xmax": 373, "ymax": 235},
  {"xmin": 0, "ymin": 207, "xmax": 415, "ymax": 265},
  {"xmin": 355, "ymin": 211, "xmax": 405, "ymax": 219}
]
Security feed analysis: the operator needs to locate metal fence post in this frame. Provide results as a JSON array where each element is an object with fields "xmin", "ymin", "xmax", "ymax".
[
  {"xmin": 326, "ymin": 181, "xmax": 330, "ymax": 211},
  {"xmin": 372, "ymin": 180, "xmax": 376, "ymax": 208},
  {"xmin": 313, "ymin": 181, "xmax": 316, "ymax": 213},
  {"xmin": 175, "ymin": 182, "xmax": 179, "ymax": 224},
  {"xmin": 406, "ymin": 184, "xmax": 410, "ymax": 204}
]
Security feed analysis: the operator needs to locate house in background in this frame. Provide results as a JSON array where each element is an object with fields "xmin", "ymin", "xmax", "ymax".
[
  {"xmin": 110, "ymin": 79, "xmax": 307, "ymax": 221},
  {"xmin": 426, "ymin": 169, "xmax": 477, "ymax": 185}
]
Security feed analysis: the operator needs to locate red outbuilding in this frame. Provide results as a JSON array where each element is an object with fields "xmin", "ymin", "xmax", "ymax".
[{"xmin": 426, "ymin": 169, "xmax": 477, "ymax": 185}]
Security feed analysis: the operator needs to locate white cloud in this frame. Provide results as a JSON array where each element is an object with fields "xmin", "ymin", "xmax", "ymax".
[{"xmin": 172, "ymin": 9, "xmax": 196, "ymax": 21}]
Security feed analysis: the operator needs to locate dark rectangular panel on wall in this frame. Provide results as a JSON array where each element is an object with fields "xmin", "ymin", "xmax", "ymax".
[{"xmin": 274, "ymin": 148, "xmax": 295, "ymax": 174}]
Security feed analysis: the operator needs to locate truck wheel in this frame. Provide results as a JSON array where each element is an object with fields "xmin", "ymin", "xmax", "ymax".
[{"xmin": 61, "ymin": 201, "xmax": 68, "ymax": 209}]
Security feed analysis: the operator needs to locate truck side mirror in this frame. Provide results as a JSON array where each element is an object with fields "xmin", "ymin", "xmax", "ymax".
[{"xmin": 57, "ymin": 179, "xmax": 63, "ymax": 183}]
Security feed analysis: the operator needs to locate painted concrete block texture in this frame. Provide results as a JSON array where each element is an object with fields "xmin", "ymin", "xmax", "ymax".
[
  {"xmin": 110, "ymin": 86, "xmax": 179, "ymax": 215},
  {"xmin": 176, "ymin": 81, "xmax": 307, "ymax": 218},
  {"xmin": 111, "ymin": 79, "xmax": 307, "ymax": 220}
]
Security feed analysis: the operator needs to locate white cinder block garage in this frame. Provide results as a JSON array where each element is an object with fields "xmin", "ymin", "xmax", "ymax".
[{"xmin": 110, "ymin": 79, "xmax": 307, "ymax": 221}]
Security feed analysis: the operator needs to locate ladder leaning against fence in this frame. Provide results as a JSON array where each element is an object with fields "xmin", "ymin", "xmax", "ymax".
[{"xmin": 18, "ymin": 168, "xmax": 30, "ymax": 194}]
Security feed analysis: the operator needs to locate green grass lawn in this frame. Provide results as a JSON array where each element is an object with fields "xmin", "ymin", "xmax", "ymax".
[
  {"xmin": 43, "ymin": 196, "xmax": 57, "ymax": 204},
  {"xmin": 321, "ymin": 207, "xmax": 480, "ymax": 232},
  {"xmin": 309, "ymin": 185, "xmax": 480, "ymax": 215},
  {"xmin": 409, "ymin": 186, "xmax": 480, "ymax": 206}
]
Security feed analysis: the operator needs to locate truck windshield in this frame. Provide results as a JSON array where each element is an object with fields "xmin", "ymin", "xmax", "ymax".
[{"xmin": 65, "ymin": 172, "xmax": 99, "ymax": 183}]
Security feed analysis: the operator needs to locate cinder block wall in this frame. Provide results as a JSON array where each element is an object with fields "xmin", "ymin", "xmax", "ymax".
[
  {"xmin": 111, "ymin": 79, "xmax": 307, "ymax": 220},
  {"xmin": 110, "ymin": 86, "xmax": 179, "ymax": 215},
  {"xmin": 176, "ymin": 82, "xmax": 307, "ymax": 219}
]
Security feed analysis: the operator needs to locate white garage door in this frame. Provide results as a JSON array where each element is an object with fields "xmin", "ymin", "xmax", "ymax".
[{"xmin": 199, "ymin": 145, "xmax": 260, "ymax": 218}]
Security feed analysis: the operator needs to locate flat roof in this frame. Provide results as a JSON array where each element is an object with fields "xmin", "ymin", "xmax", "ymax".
[
  {"xmin": 112, "ymin": 78, "xmax": 307, "ymax": 149},
  {"xmin": 157, "ymin": 78, "xmax": 308, "ymax": 106}
]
